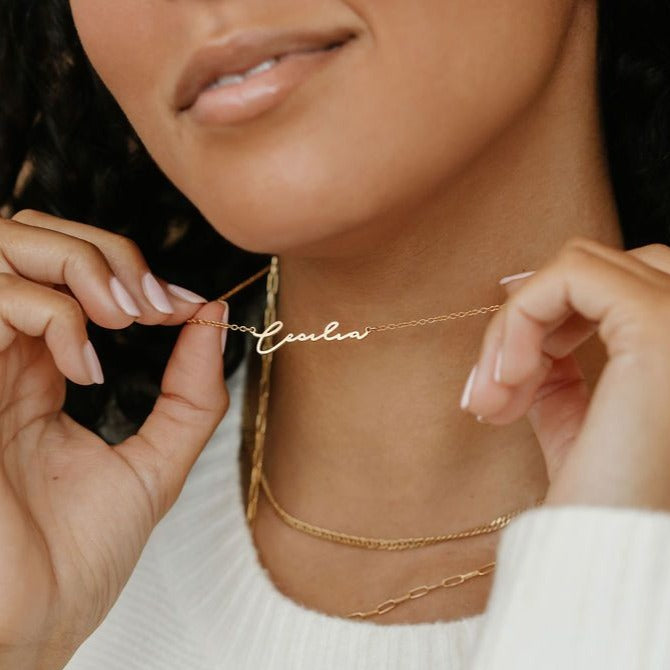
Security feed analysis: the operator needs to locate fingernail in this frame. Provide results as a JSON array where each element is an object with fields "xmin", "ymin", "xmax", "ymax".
[
  {"xmin": 494, "ymin": 348, "xmax": 503, "ymax": 383},
  {"xmin": 499, "ymin": 270, "xmax": 535, "ymax": 286},
  {"xmin": 460, "ymin": 364, "xmax": 478, "ymax": 410},
  {"xmin": 83, "ymin": 340, "xmax": 104, "ymax": 384},
  {"xmin": 141, "ymin": 273, "xmax": 175, "ymax": 314},
  {"xmin": 109, "ymin": 276, "xmax": 142, "ymax": 317},
  {"xmin": 476, "ymin": 415, "xmax": 487, "ymax": 423},
  {"xmin": 166, "ymin": 283, "xmax": 207, "ymax": 304},
  {"xmin": 221, "ymin": 302, "xmax": 230, "ymax": 353}
]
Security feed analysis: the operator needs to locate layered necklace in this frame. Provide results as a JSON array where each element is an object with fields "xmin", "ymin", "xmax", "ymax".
[{"xmin": 186, "ymin": 257, "xmax": 545, "ymax": 620}]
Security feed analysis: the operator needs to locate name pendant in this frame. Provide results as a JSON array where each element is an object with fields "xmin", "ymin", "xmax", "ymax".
[{"xmin": 251, "ymin": 319, "xmax": 372, "ymax": 355}]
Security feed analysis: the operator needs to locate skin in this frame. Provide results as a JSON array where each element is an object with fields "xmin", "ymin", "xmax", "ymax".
[
  {"xmin": 1, "ymin": 0, "xmax": 669, "ymax": 664},
  {"xmin": 68, "ymin": 0, "xmax": 580, "ymax": 255}
]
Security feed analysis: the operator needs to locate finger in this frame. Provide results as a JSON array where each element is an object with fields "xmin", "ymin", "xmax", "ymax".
[
  {"xmin": 115, "ymin": 301, "xmax": 230, "ymax": 524},
  {"xmin": 562, "ymin": 238, "xmax": 670, "ymax": 288},
  {"xmin": 475, "ymin": 355, "xmax": 553, "ymax": 426},
  {"xmin": 53, "ymin": 284, "xmax": 90, "ymax": 327},
  {"xmin": 526, "ymin": 354, "xmax": 590, "ymax": 481},
  {"xmin": 626, "ymin": 243, "xmax": 670, "ymax": 275},
  {"xmin": 485, "ymin": 269, "xmax": 593, "ymax": 481},
  {"xmin": 9, "ymin": 210, "xmax": 207, "ymax": 325},
  {"xmin": 497, "ymin": 242, "xmax": 670, "ymax": 359},
  {"xmin": 499, "ymin": 238, "xmax": 669, "ymax": 385},
  {"xmin": 462, "ymin": 269, "xmax": 564, "ymax": 418},
  {"xmin": 498, "ymin": 270, "xmax": 535, "ymax": 289},
  {"xmin": 465, "ymin": 237, "xmax": 669, "ymax": 420},
  {"xmin": 459, "ymin": 305, "xmax": 512, "ymax": 416},
  {"xmin": 476, "ymin": 351, "xmax": 590, "ymax": 485},
  {"xmin": 468, "ymin": 268, "xmax": 594, "ymax": 429},
  {"xmin": 500, "ymin": 243, "xmax": 670, "ymax": 291},
  {"xmin": 501, "ymin": 274, "xmax": 598, "ymax": 367},
  {"xmin": 1, "ymin": 216, "xmax": 139, "ymax": 328},
  {"xmin": 0, "ymin": 273, "xmax": 103, "ymax": 386}
]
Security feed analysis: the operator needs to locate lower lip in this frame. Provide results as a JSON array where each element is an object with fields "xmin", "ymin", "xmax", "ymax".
[{"xmin": 185, "ymin": 44, "xmax": 349, "ymax": 126}]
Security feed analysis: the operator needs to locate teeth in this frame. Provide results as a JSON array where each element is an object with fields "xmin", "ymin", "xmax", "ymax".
[
  {"xmin": 210, "ymin": 74, "xmax": 245, "ymax": 89},
  {"xmin": 208, "ymin": 57, "xmax": 279, "ymax": 91},
  {"xmin": 244, "ymin": 57, "xmax": 279, "ymax": 77}
]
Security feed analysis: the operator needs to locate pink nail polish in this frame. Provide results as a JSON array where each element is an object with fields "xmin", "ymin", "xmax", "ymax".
[
  {"xmin": 499, "ymin": 270, "xmax": 535, "ymax": 286},
  {"xmin": 109, "ymin": 276, "xmax": 142, "ymax": 317},
  {"xmin": 221, "ymin": 302, "xmax": 230, "ymax": 353},
  {"xmin": 83, "ymin": 340, "xmax": 104, "ymax": 384},
  {"xmin": 166, "ymin": 283, "xmax": 207, "ymax": 304},
  {"xmin": 141, "ymin": 273, "xmax": 175, "ymax": 314},
  {"xmin": 460, "ymin": 364, "xmax": 478, "ymax": 410}
]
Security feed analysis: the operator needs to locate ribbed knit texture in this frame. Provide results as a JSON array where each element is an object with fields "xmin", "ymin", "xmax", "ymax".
[{"xmin": 65, "ymin": 359, "xmax": 670, "ymax": 669}]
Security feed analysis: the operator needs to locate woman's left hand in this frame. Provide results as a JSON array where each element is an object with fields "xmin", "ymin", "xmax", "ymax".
[{"xmin": 461, "ymin": 236, "xmax": 670, "ymax": 511}]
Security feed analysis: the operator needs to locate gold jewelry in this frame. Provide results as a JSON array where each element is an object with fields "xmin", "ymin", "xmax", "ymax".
[
  {"xmin": 226, "ymin": 257, "xmax": 509, "ymax": 526},
  {"xmin": 246, "ymin": 257, "xmax": 279, "ymax": 525},
  {"xmin": 204, "ymin": 257, "xmax": 545, "ymax": 619},
  {"xmin": 347, "ymin": 561, "xmax": 496, "ymax": 619},
  {"xmin": 186, "ymin": 261, "xmax": 502, "ymax": 355},
  {"xmin": 261, "ymin": 471, "xmax": 545, "ymax": 550}
]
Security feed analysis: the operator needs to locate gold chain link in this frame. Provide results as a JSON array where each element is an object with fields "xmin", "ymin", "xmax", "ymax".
[
  {"xmin": 187, "ymin": 306, "xmax": 503, "ymax": 336},
  {"xmin": 200, "ymin": 258, "xmax": 541, "ymax": 620},
  {"xmin": 347, "ymin": 561, "xmax": 496, "ymax": 619},
  {"xmin": 216, "ymin": 264, "xmax": 273, "ymax": 302},
  {"xmin": 260, "ymin": 470, "xmax": 545, "ymax": 550},
  {"xmin": 183, "ymin": 319, "xmax": 259, "ymax": 335},
  {"xmin": 186, "ymin": 263, "xmax": 503, "ymax": 337},
  {"xmin": 365, "ymin": 305, "xmax": 502, "ymax": 333},
  {"xmin": 245, "ymin": 257, "xmax": 279, "ymax": 525}
]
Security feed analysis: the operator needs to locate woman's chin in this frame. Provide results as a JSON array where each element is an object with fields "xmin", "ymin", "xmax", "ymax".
[
  {"xmin": 206, "ymin": 216, "xmax": 327, "ymax": 256},
  {"xmin": 209, "ymin": 220, "xmax": 358, "ymax": 258}
]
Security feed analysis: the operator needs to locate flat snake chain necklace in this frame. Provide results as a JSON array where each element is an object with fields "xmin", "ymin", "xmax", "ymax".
[{"xmin": 186, "ymin": 257, "xmax": 545, "ymax": 620}]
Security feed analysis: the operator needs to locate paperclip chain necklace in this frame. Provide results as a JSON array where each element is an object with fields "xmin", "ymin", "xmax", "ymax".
[{"xmin": 187, "ymin": 257, "xmax": 546, "ymax": 619}]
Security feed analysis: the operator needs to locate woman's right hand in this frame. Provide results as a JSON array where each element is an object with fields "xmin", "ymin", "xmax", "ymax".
[{"xmin": 0, "ymin": 210, "xmax": 230, "ymax": 669}]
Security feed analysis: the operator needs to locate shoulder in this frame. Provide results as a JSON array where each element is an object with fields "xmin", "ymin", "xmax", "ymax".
[{"xmin": 470, "ymin": 504, "xmax": 670, "ymax": 669}]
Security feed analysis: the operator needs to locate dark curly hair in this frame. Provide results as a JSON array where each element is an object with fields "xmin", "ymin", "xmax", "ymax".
[
  {"xmin": 0, "ymin": 0, "xmax": 271, "ymax": 441},
  {"xmin": 1, "ymin": 1, "xmax": 669, "ymax": 440}
]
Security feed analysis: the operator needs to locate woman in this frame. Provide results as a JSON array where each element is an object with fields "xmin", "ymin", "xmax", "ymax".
[{"xmin": 1, "ymin": 0, "xmax": 669, "ymax": 668}]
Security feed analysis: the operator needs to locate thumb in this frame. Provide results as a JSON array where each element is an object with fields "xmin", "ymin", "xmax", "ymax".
[
  {"xmin": 499, "ymin": 272, "xmax": 590, "ymax": 481},
  {"xmin": 117, "ymin": 300, "xmax": 230, "ymax": 523},
  {"xmin": 526, "ymin": 354, "xmax": 590, "ymax": 482}
]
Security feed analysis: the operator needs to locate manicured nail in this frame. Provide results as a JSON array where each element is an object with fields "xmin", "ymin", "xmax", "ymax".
[
  {"xmin": 83, "ymin": 340, "xmax": 104, "ymax": 385},
  {"xmin": 499, "ymin": 270, "xmax": 535, "ymax": 286},
  {"xmin": 166, "ymin": 283, "xmax": 207, "ymax": 304},
  {"xmin": 494, "ymin": 348, "xmax": 503, "ymax": 383},
  {"xmin": 141, "ymin": 273, "xmax": 175, "ymax": 314},
  {"xmin": 109, "ymin": 276, "xmax": 142, "ymax": 317},
  {"xmin": 221, "ymin": 302, "xmax": 230, "ymax": 353},
  {"xmin": 460, "ymin": 364, "xmax": 478, "ymax": 410}
]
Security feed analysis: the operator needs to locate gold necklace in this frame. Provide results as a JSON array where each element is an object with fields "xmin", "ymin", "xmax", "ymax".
[
  {"xmin": 192, "ymin": 257, "xmax": 545, "ymax": 619},
  {"xmin": 186, "ymin": 261, "xmax": 502, "ymax": 355},
  {"xmin": 348, "ymin": 562, "xmax": 498, "ymax": 619},
  {"xmin": 260, "ymin": 471, "xmax": 545, "ymax": 550},
  {"xmin": 187, "ymin": 257, "xmax": 509, "ymax": 526}
]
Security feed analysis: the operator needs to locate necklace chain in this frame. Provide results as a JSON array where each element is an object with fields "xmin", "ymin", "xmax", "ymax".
[
  {"xmin": 186, "ymin": 262, "xmax": 503, "ymax": 344},
  {"xmin": 347, "ymin": 561, "xmax": 497, "ymax": 619},
  {"xmin": 261, "ymin": 470, "xmax": 545, "ymax": 550},
  {"xmin": 246, "ymin": 257, "xmax": 279, "ymax": 525},
  {"xmin": 202, "ymin": 257, "xmax": 544, "ymax": 619}
]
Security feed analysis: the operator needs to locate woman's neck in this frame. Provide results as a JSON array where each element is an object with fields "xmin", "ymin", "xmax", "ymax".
[{"xmin": 259, "ymin": 4, "xmax": 623, "ymax": 539}]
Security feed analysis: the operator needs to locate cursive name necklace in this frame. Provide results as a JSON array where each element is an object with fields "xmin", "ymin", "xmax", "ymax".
[{"xmin": 186, "ymin": 259, "xmax": 503, "ymax": 355}]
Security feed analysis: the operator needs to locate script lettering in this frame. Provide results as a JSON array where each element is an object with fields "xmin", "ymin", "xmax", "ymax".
[{"xmin": 253, "ymin": 320, "xmax": 371, "ymax": 354}]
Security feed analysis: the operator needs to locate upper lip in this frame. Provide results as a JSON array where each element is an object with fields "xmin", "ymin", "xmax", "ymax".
[{"xmin": 174, "ymin": 26, "xmax": 357, "ymax": 112}]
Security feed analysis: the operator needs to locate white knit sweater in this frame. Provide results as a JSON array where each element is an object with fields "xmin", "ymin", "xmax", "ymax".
[{"xmin": 64, "ymin": 357, "xmax": 670, "ymax": 670}]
